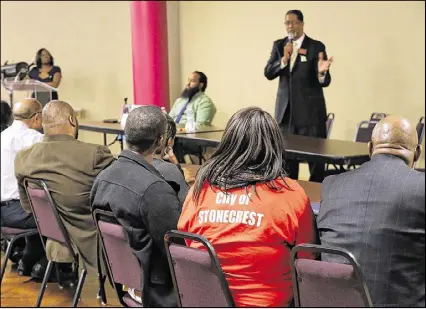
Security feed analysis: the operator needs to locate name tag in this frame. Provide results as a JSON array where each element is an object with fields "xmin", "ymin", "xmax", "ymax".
[{"xmin": 301, "ymin": 55, "xmax": 307, "ymax": 62}]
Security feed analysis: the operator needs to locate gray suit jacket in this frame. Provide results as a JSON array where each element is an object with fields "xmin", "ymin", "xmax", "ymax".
[
  {"xmin": 317, "ymin": 154, "xmax": 425, "ymax": 307},
  {"xmin": 15, "ymin": 134, "xmax": 115, "ymax": 272}
]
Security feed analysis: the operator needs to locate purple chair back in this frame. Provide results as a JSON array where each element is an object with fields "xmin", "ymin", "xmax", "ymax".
[
  {"xmin": 97, "ymin": 220, "xmax": 141, "ymax": 290},
  {"xmin": 291, "ymin": 244, "xmax": 372, "ymax": 307},
  {"xmin": 354, "ymin": 120, "xmax": 378, "ymax": 143},
  {"xmin": 164, "ymin": 230, "xmax": 235, "ymax": 307},
  {"xmin": 325, "ymin": 113, "xmax": 335, "ymax": 139},
  {"xmin": 416, "ymin": 116, "xmax": 425, "ymax": 144},
  {"xmin": 24, "ymin": 179, "xmax": 75, "ymax": 258}
]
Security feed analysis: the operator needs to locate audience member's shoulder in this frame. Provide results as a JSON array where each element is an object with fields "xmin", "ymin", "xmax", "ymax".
[
  {"xmin": 409, "ymin": 167, "xmax": 425, "ymax": 182},
  {"xmin": 276, "ymin": 177, "xmax": 309, "ymax": 199},
  {"xmin": 152, "ymin": 158, "xmax": 179, "ymax": 173}
]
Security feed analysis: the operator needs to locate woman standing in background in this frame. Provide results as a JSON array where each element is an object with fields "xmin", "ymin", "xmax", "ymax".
[{"xmin": 28, "ymin": 48, "xmax": 62, "ymax": 105}]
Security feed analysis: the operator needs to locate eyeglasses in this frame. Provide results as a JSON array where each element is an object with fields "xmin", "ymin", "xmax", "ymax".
[{"xmin": 284, "ymin": 21, "xmax": 301, "ymax": 26}]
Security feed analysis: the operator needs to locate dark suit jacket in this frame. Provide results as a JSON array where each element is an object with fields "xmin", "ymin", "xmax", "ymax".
[
  {"xmin": 317, "ymin": 154, "xmax": 425, "ymax": 307},
  {"xmin": 15, "ymin": 134, "xmax": 115, "ymax": 272},
  {"xmin": 264, "ymin": 35, "xmax": 331, "ymax": 127},
  {"xmin": 91, "ymin": 150, "xmax": 182, "ymax": 307}
]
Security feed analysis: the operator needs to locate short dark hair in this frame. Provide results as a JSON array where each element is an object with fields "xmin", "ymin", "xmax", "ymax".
[
  {"xmin": 124, "ymin": 105, "xmax": 167, "ymax": 153},
  {"xmin": 35, "ymin": 48, "xmax": 54, "ymax": 68},
  {"xmin": 1, "ymin": 100, "xmax": 12, "ymax": 132},
  {"xmin": 286, "ymin": 9, "xmax": 304, "ymax": 22},
  {"xmin": 192, "ymin": 107, "xmax": 290, "ymax": 204},
  {"xmin": 194, "ymin": 71, "xmax": 208, "ymax": 92}
]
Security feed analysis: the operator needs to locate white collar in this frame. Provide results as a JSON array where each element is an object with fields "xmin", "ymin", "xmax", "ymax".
[
  {"xmin": 293, "ymin": 33, "xmax": 305, "ymax": 47},
  {"xmin": 11, "ymin": 120, "xmax": 29, "ymax": 130}
]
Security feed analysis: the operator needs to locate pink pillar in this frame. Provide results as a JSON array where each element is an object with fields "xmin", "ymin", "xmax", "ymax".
[{"xmin": 130, "ymin": 1, "xmax": 170, "ymax": 108}]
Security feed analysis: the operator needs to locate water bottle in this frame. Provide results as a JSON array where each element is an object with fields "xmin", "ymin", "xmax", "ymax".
[{"xmin": 185, "ymin": 108, "xmax": 196, "ymax": 133}]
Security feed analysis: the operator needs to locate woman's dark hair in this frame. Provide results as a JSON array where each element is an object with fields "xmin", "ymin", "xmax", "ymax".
[
  {"xmin": 194, "ymin": 71, "xmax": 207, "ymax": 92},
  {"xmin": 1, "ymin": 100, "xmax": 12, "ymax": 132},
  {"xmin": 192, "ymin": 107, "xmax": 290, "ymax": 204},
  {"xmin": 35, "ymin": 48, "xmax": 54, "ymax": 68},
  {"xmin": 286, "ymin": 9, "xmax": 304, "ymax": 22}
]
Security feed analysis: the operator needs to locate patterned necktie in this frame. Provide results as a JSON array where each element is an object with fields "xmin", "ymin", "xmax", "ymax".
[{"xmin": 290, "ymin": 41, "xmax": 299, "ymax": 72}]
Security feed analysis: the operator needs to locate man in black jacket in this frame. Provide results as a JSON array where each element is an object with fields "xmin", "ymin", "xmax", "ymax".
[
  {"xmin": 264, "ymin": 10, "xmax": 333, "ymax": 182},
  {"xmin": 318, "ymin": 116, "xmax": 425, "ymax": 307},
  {"xmin": 91, "ymin": 106, "xmax": 181, "ymax": 307}
]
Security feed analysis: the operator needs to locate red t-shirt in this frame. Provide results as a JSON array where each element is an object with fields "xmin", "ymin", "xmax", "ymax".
[{"xmin": 178, "ymin": 178, "xmax": 317, "ymax": 307}]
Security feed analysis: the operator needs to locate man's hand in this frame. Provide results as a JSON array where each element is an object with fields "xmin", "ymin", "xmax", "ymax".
[
  {"xmin": 318, "ymin": 52, "xmax": 334, "ymax": 74},
  {"xmin": 283, "ymin": 42, "xmax": 293, "ymax": 60}
]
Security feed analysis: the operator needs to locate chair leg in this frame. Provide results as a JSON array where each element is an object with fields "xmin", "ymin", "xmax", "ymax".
[
  {"xmin": 72, "ymin": 268, "xmax": 87, "ymax": 307},
  {"xmin": 36, "ymin": 260, "xmax": 54, "ymax": 307},
  {"xmin": 0, "ymin": 238, "xmax": 13, "ymax": 283},
  {"xmin": 55, "ymin": 262, "xmax": 63, "ymax": 289},
  {"xmin": 97, "ymin": 274, "xmax": 107, "ymax": 305}
]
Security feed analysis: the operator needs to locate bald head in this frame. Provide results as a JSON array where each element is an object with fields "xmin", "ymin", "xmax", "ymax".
[
  {"xmin": 13, "ymin": 98, "xmax": 42, "ymax": 119},
  {"xmin": 12, "ymin": 98, "xmax": 43, "ymax": 130},
  {"xmin": 369, "ymin": 115, "xmax": 421, "ymax": 167},
  {"xmin": 42, "ymin": 100, "xmax": 78, "ymax": 138}
]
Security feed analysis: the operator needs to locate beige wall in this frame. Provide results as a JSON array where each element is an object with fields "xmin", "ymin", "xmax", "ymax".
[
  {"xmin": 1, "ymin": 1, "xmax": 133, "ymax": 152},
  {"xmin": 1, "ymin": 1, "xmax": 424, "ymax": 163},
  {"xmin": 179, "ymin": 1, "xmax": 425, "ymax": 162}
]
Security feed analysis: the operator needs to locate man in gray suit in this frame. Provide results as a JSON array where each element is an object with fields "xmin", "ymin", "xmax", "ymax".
[{"xmin": 318, "ymin": 115, "xmax": 425, "ymax": 307}]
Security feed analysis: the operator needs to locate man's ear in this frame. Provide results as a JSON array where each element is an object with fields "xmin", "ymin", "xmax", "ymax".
[
  {"xmin": 69, "ymin": 115, "xmax": 77, "ymax": 128},
  {"xmin": 199, "ymin": 83, "xmax": 204, "ymax": 90},
  {"xmin": 368, "ymin": 141, "xmax": 374, "ymax": 158},
  {"xmin": 414, "ymin": 144, "xmax": 422, "ymax": 163}
]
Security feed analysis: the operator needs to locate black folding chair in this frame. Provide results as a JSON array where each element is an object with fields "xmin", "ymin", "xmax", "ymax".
[{"xmin": 325, "ymin": 113, "xmax": 335, "ymax": 139}]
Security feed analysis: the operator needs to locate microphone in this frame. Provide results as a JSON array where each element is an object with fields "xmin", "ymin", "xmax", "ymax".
[{"xmin": 288, "ymin": 32, "xmax": 294, "ymax": 43}]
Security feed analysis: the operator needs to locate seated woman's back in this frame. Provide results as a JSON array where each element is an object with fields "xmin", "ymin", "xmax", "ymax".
[{"xmin": 178, "ymin": 107, "xmax": 318, "ymax": 307}]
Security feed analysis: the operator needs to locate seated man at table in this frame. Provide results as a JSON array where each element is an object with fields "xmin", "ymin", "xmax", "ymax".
[
  {"xmin": 178, "ymin": 107, "xmax": 318, "ymax": 307},
  {"xmin": 15, "ymin": 100, "xmax": 115, "ymax": 274},
  {"xmin": 169, "ymin": 71, "xmax": 216, "ymax": 127},
  {"xmin": 169, "ymin": 71, "xmax": 217, "ymax": 163},
  {"xmin": 91, "ymin": 106, "xmax": 182, "ymax": 307},
  {"xmin": 152, "ymin": 113, "xmax": 189, "ymax": 204},
  {"xmin": 317, "ymin": 115, "xmax": 425, "ymax": 307},
  {"xmin": 1, "ymin": 98, "xmax": 45, "ymax": 277}
]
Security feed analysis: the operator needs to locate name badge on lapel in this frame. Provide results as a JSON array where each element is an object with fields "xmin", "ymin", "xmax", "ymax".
[{"xmin": 301, "ymin": 55, "xmax": 307, "ymax": 62}]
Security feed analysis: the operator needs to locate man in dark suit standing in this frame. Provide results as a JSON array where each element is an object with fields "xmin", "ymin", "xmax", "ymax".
[
  {"xmin": 265, "ymin": 10, "xmax": 333, "ymax": 182},
  {"xmin": 317, "ymin": 116, "xmax": 425, "ymax": 307}
]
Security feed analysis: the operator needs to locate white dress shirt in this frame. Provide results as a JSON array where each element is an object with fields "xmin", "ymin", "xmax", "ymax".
[
  {"xmin": 280, "ymin": 33, "xmax": 326, "ymax": 83},
  {"xmin": 1, "ymin": 120, "xmax": 44, "ymax": 201}
]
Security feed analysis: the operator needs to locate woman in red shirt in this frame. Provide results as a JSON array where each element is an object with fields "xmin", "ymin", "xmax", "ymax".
[{"xmin": 178, "ymin": 107, "xmax": 318, "ymax": 307}]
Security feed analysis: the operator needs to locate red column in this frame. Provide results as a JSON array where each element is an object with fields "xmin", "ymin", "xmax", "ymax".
[{"xmin": 130, "ymin": 1, "xmax": 170, "ymax": 108}]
